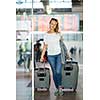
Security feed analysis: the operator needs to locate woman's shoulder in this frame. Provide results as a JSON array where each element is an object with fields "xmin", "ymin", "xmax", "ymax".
[
  {"xmin": 57, "ymin": 32, "xmax": 62, "ymax": 36},
  {"xmin": 44, "ymin": 32, "xmax": 49, "ymax": 38},
  {"xmin": 58, "ymin": 31, "xmax": 61, "ymax": 33}
]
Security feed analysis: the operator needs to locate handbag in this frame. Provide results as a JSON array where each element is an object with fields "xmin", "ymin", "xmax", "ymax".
[{"xmin": 59, "ymin": 35, "xmax": 68, "ymax": 64}]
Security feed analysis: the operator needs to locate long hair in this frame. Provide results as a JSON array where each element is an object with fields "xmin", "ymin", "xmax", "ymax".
[{"xmin": 49, "ymin": 18, "xmax": 59, "ymax": 33}]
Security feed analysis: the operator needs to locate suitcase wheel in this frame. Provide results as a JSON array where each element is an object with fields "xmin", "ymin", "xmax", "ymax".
[
  {"xmin": 47, "ymin": 88, "xmax": 49, "ymax": 91},
  {"xmin": 73, "ymin": 88, "xmax": 77, "ymax": 92},
  {"xmin": 34, "ymin": 88, "xmax": 37, "ymax": 91}
]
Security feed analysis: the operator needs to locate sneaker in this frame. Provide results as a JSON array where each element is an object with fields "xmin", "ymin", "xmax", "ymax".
[
  {"xmin": 54, "ymin": 90, "xmax": 59, "ymax": 96},
  {"xmin": 58, "ymin": 86, "xmax": 64, "ymax": 96},
  {"xmin": 59, "ymin": 91, "xmax": 64, "ymax": 96}
]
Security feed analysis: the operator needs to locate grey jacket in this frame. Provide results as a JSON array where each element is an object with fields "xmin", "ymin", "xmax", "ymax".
[{"xmin": 59, "ymin": 39, "xmax": 67, "ymax": 64}]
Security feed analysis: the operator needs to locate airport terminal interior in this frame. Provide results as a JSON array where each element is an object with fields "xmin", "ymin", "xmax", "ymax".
[{"xmin": 16, "ymin": 0, "xmax": 83, "ymax": 100}]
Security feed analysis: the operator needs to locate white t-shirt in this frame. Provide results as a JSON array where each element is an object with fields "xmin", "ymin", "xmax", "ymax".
[{"xmin": 44, "ymin": 33, "xmax": 61, "ymax": 55}]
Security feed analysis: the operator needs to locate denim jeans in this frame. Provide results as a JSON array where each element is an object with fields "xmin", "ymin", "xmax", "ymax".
[{"xmin": 47, "ymin": 53, "xmax": 62, "ymax": 89}]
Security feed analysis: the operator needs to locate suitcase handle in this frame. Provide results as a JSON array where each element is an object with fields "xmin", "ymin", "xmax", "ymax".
[
  {"xmin": 66, "ymin": 57, "xmax": 73, "ymax": 63},
  {"xmin": 66, "ymin": 57, "xmax": 78, "ymax": 64},
  {"xmin": 65, "ymin": 58, "xmax": 74, "ymax": 70},
  {"xmin": 67, "ymin": 57, "xmax": 73, "ymax": 61}
]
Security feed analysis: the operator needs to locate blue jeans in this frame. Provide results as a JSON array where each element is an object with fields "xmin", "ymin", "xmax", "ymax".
[{"xmin": 47, "ymin": 53, "xmax": 62, "ymax": 89}]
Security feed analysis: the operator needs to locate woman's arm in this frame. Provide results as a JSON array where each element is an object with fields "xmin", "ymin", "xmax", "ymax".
[{"xmin": 40, "ymin": 43, "xmax": 48, "ymax": 62}]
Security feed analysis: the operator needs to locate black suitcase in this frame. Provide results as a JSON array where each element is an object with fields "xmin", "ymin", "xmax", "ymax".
[
  {"xmin": 34, "ymin": 62, "xmax": 51, "ymax": 91},
  {"xmin": 62, "ymin": 59, "xmax": 79, "ymax": 92}
]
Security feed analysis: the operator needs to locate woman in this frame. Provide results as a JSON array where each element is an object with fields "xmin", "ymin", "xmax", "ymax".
[{"xmin": 40, "ymin": 18, "xmax": 69, "ymax": 96}]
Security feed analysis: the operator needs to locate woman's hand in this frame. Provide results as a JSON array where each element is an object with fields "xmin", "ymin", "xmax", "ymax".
[
  {"xmin": 40, "ymin": 43, "xmax": 47, "ymax": 62},
  {"xmin": 66, "ymin": 53, "xmax": 71, "ymax": 60},
  {"xmin": 40, "ymin": 57, "xmax": 44, "ymax": 62}
]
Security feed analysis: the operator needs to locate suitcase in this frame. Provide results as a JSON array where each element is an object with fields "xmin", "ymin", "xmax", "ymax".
[
  {"xmin": 34, "ymin": 62, "xmax": 51, "ymax": 91},
  {"xmin": 62, "ymin": 59, "xmax": 79, "ymax": 92}
]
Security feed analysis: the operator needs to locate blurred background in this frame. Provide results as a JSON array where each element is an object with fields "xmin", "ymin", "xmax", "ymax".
[{"xmin": 16, "ymin": 0, "xmax": 83, "ymax": 100}]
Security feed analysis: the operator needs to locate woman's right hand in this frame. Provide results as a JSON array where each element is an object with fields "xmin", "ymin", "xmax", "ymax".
[
  {"xmin": 40, "ymin": 57, "xmax": 44, "ymax": 62},
  {"xmin": 66, "ymin": 53, "xmax": 71, "ymax": 60}
]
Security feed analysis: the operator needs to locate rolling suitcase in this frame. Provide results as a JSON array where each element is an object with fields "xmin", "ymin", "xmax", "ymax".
[
  {"xmin": 34, "ymin": 62, "xmax": 51, "ymax": 91},
  {"xmin": 62, "ymin": 59, "xmax": 79, "ymax": 92}
]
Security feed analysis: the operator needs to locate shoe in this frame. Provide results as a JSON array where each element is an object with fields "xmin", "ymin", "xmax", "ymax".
[
  {"xmin": 54, "ymin": 90, "xmax": 59, "ymax": 96},
  {"xmin": 25, "ymin": 69, "xmax": 30, "ymax": 72},
  {"xmin": 58, "ymin": 86, "xmax": 64, "ymax": 96},
  {"xmin": 59, "ymin": 91, "xmax": 64, "ymax": 96}
]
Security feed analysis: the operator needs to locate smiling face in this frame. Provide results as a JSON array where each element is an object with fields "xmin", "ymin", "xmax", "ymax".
[
  {"xmin": 49, "ymin": 20, "xmax": 57, "ymax": 31},
  {"xmin": 49, "ymin": 18, "xmax": 59, "ymax": 33}
]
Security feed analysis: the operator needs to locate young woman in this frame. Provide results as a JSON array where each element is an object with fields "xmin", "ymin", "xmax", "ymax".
[{"xmin": 40, "ymin": 18, "xmax": 68, "ymax": 96}]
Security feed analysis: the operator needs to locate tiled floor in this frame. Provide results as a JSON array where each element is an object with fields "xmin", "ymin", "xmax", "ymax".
[{"xmin": 16, "ymin": 70, "xmax": 32, "ymax": 100}]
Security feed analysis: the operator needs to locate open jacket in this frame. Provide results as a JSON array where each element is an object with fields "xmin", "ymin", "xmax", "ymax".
[{"xmin": 59, "ymin": 39, "xmax": 67, "ymax": 64}]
